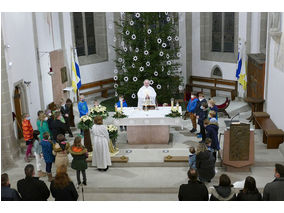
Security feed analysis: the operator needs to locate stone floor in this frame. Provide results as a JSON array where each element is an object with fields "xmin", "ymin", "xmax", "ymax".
[{"xmin": 3, "ymin": 95, "xmax": 284, "ymax": 201}]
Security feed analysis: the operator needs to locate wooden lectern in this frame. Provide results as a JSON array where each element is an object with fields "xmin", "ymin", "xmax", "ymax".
[{"xmin": 223, "ymin": 123, "xmax": 254, "ymax": 172}]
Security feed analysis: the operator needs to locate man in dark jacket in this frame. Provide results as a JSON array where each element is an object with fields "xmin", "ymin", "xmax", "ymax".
[
  {"xmin": 194, "ymin": 92, "xmax": 207, "ymax": 138},
  {"xmin": 60, "ymin": 99, "xmax": 73, "ymax": 137},
  {"xmin": 263, "ymin": 163, "xmax": 284, "ymax": 201},
  {"xmin": 17, "ymin": 164, "xmax": 50, "ymax": 201},
  {"xmin": 178, "ymin": 169, "xmax": 209, "ymax": 201},
  {"xmin": 51, "ymin": 111, "xmax": 67, "ymax": 141},
  {"xmin": 1, "ymin": 173, "xmax": 21, "ymax": 201}
]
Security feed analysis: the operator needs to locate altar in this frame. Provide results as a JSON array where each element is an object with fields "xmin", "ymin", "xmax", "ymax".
[{"xmin": 113, "ymin": 107, "xmax": 183, "ymax": 144}]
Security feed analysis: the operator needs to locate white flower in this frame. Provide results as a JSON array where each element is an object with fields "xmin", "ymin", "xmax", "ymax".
[
  {"xmin": 131, "ymin": 93, "xmax": 136, "ymax": 99},
  {"xmin": 167, "ymin": 36, "xmax": 172, "ymax": 41},
  {"xmin": 123, "ymin": 47, "xmax": 128, "ymax": 52},
  {"xmin": 149, "ymin": 80, "xmax": 154, "ymax": 85},
  {"xmin": 162, "ymin": 43, "xmax": 167, "ymax": 48},
  {"xmin": 135, "ymin": 13, "xmax": 140, "ymax": 18},
  {"xmin": 114, "ymin": 68, "xmax": 118, "ymax": 74},
  {"xmin": 146, "ymin": 61, "xmax": 150, "ymax": 67},
  {"xmin": 147, "ymin": 29, "xmax": 152, "ymax": 34},
  {"xmin": 157, "ymin": 38, "xmax": 162, "ymax": 44},
  {"xmin": 157, "ymin": 84, "xmax": 161, "ymax": 89},
  {"xmin": 131, "ymin": 34, "xmax": 136, "ymax": 40},
  {"xmin": 133, "ymin": 77, "xmax": 138, "ymax": 82},
  {"xmin": 114, "ymin": 84, "xmax": 118, "ymax": 89},
  {"xmin": 124, "ymin": 76, "xmax": 129, "ymax": 82},
  {"xmin": 154, "ymin": 71, "xmax": 158, "ymax": 76},
  {"xmin": 177, "ymin": 52, "xmax": 181, "ymax": 58},
  {"xmin": 133, "ymin": 56, "xmax": 138, "ymax": 61},
  {"xmin": 135, "ymin": 48, "xmax": 139, "ymax": 53},
  {"xmin": 159, "ymin": 51, "xmax": 164, "ymax": 57},
  {"xmin": 175, "ymin": 36, "xmax": 179, "ymax": 41},
  {"xmin": 167, "ymin": 17, "xmax": 171, "ymax": 22},
  {"xmin": 166, "ymin": 54, "xmax": 170, "ymax": 59},
  {"xmin": 167, "ymin": 71, "xmax": 171, "ymax": 75},
  {"xmin": 114, "ymin": 76, "xmax": 118, "ymax": 81},
  {"xmin": 130, "ymin": 20, "xmax": 134, "ymax": 26},
  {"xmin": 131, "ymin": 63, "xmax": 135, "ymax": 68},
  {"xmin": 144, "ymin": 50, "xmax": 149, "ymax": 55},
  {"xmin": 139, "ymin": 66, "xmax": 144, "ymax": 72},
  {"xmin": 118, "ymin": 58, "xmax": 123, "ymax": 63},
  {"xmin": 167, "ymin": 61, "xmax": 172, "ymax": 65},
  {"xmin": 125, "ymin": 30, "xmax": 130, "ymax": 35}
]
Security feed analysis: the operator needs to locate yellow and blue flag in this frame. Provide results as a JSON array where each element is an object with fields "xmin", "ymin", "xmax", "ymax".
[{"xmin": 71, "ymin": 48, "xmax": 81, "ymax": 93}]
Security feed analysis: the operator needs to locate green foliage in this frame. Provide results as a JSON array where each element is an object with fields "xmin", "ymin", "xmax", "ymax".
[
  {"xmin": 112, "ymin": 111, "xmax": 128, "ymax": 119},
  {"xmin": 77, "ymin": 115, "xmax": 94, "ymax": 130},
  {"xmin": 113, "ymin": 12, "xmax": 183, "ymax": 106}
]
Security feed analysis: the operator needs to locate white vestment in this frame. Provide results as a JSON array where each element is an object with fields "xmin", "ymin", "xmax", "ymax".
[
  {"xmin": 137, "ymin": 85, "xmax": 157, "ymax": 108},
  {"xmin": 91, "ymin": 124, "xmax": 112, "ymax": 169}
]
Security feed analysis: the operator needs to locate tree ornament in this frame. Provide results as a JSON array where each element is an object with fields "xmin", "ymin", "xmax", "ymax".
[
  {"xmin": 114, "ymin": 83, "xmax": 118, "ymax": 88},
  {"xmin": 167, "ymin": 61, "xmax": 172, "ymax": 65},
  {"xmin": 130, "ymin": 20, "xmax": 134, "ymax": 26},
  {"xmin": 177, "ymin": 52, "xmax": 181, "ymax": 58},
  {"xmin": 139, "ymin": 66, "xmax": 144, "ymax": 72},
  {"xmin": 118, "ymin": 58, "xmax": 123, "ymax": 63},
  {"xmin": 135, "ymin": 13, "xmax": 140, "ymax": 18},
  {"xmin": 133, "ymin": 56, "xmax": 138, "ymax": 61},
  {"xmin": 157, "ymin": 38, "xmax": 162, "ymax": 44},
  {"xmin": 114, "ymin": 76, "xmax": 118, "ymax": 80},
  {"xmin": 147, "ymin": 29, "xmax": 152, "ymax": 34},
  {"xmin": 157, "ymin": 84, "xmax": 162, "ymax": 89},
  {"xmin": 133, "ymin": 77, "xmax": 138, "ymax": 82},
  {"xmin": 166, "ymin": 54, "xmax": 170, "ymax": 59},
  {"xmin": 167, "ymin": 17, "xmax": 171, "ymax": 22},
  {"xmin": 144, "ymin": 50, "xmax": 149, "ymax": 55},
  {"xmin": 149, "ymin": 80, "xmax": 154, "ymax": 85},
  {"xmin": 162, "ymin": 43, "xmax": 167, "ymax": 48},
  {"xmin": 159, "ymin": 51, "xmax": 164, "ymax": 57},
  {"xmin": 135, "ymin": 48, "xmax": 139, "ymax": 53},
  {"xmin": 125, "ymin": 30, "xmax": 130, "ymax": 35},
  {"xmin": 131, "ymin": 63, "xmax": 135, "ymax": 68},
  {"xmin": 154, "ymin": 71, "xmax": 159, "ymax": 76},
  {"xmin": 114, "ymin": 68, "xmax": 118, "ymax": 74},
  {"xmin": 167, "ymin": 36, "xmax": 172, "ymax": 41},
  {"xmin": 124, "ymin": 76, "xmax": 129, "ymax": 82},
  {"xmin": 131, "ymin": 93, "xmax": 136, "ymax": 99},
  {"xmin": 175, "ymin": 36, "xmax": 179, "ymax": 41},
  {"xmin": 146, "ymin": 61, "xmax": 150, "ymax": 67},
  {"xmin": 131, "ymin": 34, "xmax": 136, "ymax": 40}
]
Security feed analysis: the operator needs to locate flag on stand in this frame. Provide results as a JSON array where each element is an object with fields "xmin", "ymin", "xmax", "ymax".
[
  {"xmin": 236, "ymin": 38, "xmax": 247, "ymax": 92},
  {"xmin": 71, "ymin": 48, "xmax": 81, "ymax": 93}
]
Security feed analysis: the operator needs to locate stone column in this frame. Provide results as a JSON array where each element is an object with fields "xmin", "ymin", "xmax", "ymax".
[{"xmin": 1, "ymin": 32, "xmax": 20, "ymax": 172}]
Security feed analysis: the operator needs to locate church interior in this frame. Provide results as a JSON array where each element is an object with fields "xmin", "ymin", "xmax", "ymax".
[{"xmin": 1, "ymin": 0, "xmax": 284, "ymax": 207}]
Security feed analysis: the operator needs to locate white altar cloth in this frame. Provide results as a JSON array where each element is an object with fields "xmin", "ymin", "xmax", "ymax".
[{"xmin": 113, "ymin": 107, "xmax": 183, "ymax": 128}]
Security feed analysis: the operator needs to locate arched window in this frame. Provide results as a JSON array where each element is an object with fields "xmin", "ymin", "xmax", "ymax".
[{"xmin": 211, "ymin": 66, "xmax": 223, "ymax": 78}]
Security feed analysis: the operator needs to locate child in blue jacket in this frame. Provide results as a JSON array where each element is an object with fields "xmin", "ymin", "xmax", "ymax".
[
  {"xmin": 78, "ymin": 95, "xmax": 88, "ymax": 135},
  {"xmin": 116, "ymin": 95, "xmax": 128, "ymax": 108},
  {"xmin": 187, "ymin": 93, "xmax": 198, "ymax": 133},
  {"xmin": 188, "ymin": 147, "xmax": 197, "ymax": 169},
  {"xmin": 208, "ymin": 99, "xmax": 218, "ymax": 120}
]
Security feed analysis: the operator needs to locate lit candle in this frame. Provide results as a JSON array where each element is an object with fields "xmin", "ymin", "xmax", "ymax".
[
  {"xmin": 120, "ymin": 100, "xmax": 123, "ymax": 111},
  {"xmin": 115, "ymin": 103, "xmax": 117, "ymax": 112},
  {"xmin": 171, "ymin": 98, "xmax": 174, "ymax": 110},
  {"xmin": 176, "ymin": 101, "xmax": 179, "ymax": 112}
]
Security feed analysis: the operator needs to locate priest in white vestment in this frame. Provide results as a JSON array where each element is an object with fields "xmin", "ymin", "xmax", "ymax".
[
  {"xmin": 91, "ymin": 116, "xmax": 111, "ymax": 171},
  {"xmin": 137, "ymin": 79, "xmax": 157, "ymax": 108}
]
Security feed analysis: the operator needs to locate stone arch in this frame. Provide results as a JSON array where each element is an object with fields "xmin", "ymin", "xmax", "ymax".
[{"xmin": 211, "ymin": 65, "xmax": 223, "ymax": 78}]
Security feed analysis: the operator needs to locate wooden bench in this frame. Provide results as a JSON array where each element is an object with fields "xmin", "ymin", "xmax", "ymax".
[
  {"xmin": 79, "ymin": 78, "xmax": 114, "ymax": 98},
  {"xmin": 189, "ymin": 76, "xmax": 238, "ymax": 100},
  {"xmin": 253, "ymin": 112, "xmax": 284, "ymax": 149}
]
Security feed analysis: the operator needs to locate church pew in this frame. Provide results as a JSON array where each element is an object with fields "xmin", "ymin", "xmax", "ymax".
[{"xmin": 253, "ymin": 112, "xmax": 284, "ymax": 149}]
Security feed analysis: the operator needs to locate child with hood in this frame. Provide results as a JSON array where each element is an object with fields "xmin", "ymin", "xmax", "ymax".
[{"xmin": 53, "ymin": 134, "xmax": 70, "ymax": 170}]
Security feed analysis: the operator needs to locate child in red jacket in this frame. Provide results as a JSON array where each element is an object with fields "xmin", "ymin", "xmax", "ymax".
[{"xmin": 22, "ymin": 113, "xmax": 34, "ymax": 162}]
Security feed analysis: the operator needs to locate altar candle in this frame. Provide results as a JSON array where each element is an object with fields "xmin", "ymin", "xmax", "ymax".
[
  {"xmin": 176, "ymin": 101, "xmax": 179, "ymax": 112},
  {"xmin": 120, "ymin": 100, "xmax": 123, "ymax": 111},
  {"xmin": 115, "ymin": 103, "xmax": 118, "ymax": 112},
  {"xmin": 171, "ymin": 98, "xmax": 174, "ymax": 110}
]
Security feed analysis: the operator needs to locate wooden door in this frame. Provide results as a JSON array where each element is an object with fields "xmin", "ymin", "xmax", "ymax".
[
  {"xmin": 247, "ymin": 54, "xmax": 266, "ymax": 99},
  {"xmin": 14, "ymin": 86, "xmax": 23, "ymax": 139}
]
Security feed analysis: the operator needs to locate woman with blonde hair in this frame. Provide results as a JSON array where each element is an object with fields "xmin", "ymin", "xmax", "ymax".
[
  {"xmin": 37, "ymin": 110, "xmax": 50, "ymax": 141},
  {"xmin": 50, "ymin": 165, "xmax": 78, "ymax": 201},
  {"xmin": 196, "ymin": 142, "xmax": 215, "ymax": 183},
  {"xmin": 91, "ymin": 116, "xmax": 111, "ymax": 171}
]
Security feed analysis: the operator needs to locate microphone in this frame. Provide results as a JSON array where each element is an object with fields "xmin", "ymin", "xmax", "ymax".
[{"xmin": 230, "ymin": 112, "xmax": 240, "ymax": 123}]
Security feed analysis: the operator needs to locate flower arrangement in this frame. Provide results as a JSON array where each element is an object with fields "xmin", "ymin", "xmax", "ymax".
[
  {"xmin": 107, "ymin": 125, "xmax": 118, "ymax": 142},
  {"xmin": 165, "ymin": 108, "xmax": 182, "ymax": 118},
  {"xmin": 89, "ymin": 105, "xmax": 109, "ymax": 119},
  {"xmin": 112, "ymin": 110, "xmax": 128, "ymax": 119},
  {"xmin": 77, "ymin": 115, "xmax": 94, "ymax": 130}
]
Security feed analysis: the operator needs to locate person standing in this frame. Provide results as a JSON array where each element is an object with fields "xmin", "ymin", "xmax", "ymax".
[
  {"xmin": 196, "ymin": 102, "xmax": 209, "ymax": 142},
  {"xmin": 53, "ymin": 134, "xmax": 70, "ymax": 170},
  {"xmin": 50, "ymin": 165, "xmax": 78, "ymax": 201},
  {"xmin": 37, "ymin": 111, "xmax": 50, "ymax": 141},
  {"xmin": 178, "ymin": 169, "xmax": 208, "ymax": 201},
  {"xmin": 187, "ymin": 93, "xmax": 198, "ymax": 133},
  {"xmin": 32, "ymin": 130, "xmax": 46, "ymax": 178},
  {"xmin": 1, "ymin": 173, "xmax": 21, "ymax": 201},
  {"xmin": 41, "ymin": 132, "xmax": 55, "ymax": 182},
  {"xmin": 91, "ymin": 116, "xmax": 111, "ymax": 171},
  {"xmin": 204, "ymin": 119, "xmax": 220, "ymax": 159},
  {"xmin": 137, "ymin": 79, "xmax": 157, "ymax": 108},
  {"xmin": 78, "ymin": 95, "xmax": 89, "ymax": 135},
  {"xmin": 22, "ymin": 113, "xmax": 34, "ymax": 162},
  {"xmin": 17, "ymin": 164, "xmax": 50, "ymax": 201},
  {"xmin": 69, "ymin": 136, "xmax": 88, "ymax": 187},
  {"xmin": 60, "ymin": 99, "xmax": 73, "ymax": 137},
  {"xmin": 263, "ymin": 163, "xmax": 284, "ymax": 201},
  {"xmin": 194, "ymin": 93, "xmax": 207, "ymax": 138},
  {"xmin": 51, "ymin": 111, "xmax": 67, "ymax": 141},
  {"xmin": 237, "ymin": 176, "xmax": 262, "ymax": 201}
]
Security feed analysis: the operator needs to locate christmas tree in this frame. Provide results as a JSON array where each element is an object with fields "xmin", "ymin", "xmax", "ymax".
[{"xmin": 113, "ymin": 12, "xmax": 183, "ymax": 106}]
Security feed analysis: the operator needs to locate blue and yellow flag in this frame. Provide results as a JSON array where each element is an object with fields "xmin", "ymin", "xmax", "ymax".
[{"xmin": 71, "ymin": 48, "xmax": 81, "ymax": 93}]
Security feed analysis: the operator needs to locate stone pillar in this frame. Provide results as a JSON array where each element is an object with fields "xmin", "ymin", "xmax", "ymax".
[{"xmin": 1, "ymin": 32, "xmax": 20, "ymax": 172}]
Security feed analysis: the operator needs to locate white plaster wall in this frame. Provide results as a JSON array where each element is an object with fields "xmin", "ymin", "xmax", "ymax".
[
  {"xmin": 265, "ymin": 13, "xmax": 284, "ymax": 130},
  {"xmin": 1, "ymin": 12, "xmax": 42, "ymax": 128},
  {"xmin": 250, "ymin": 12, "xmax": 261, "ymax": 53},
  {"xmin": 178, "ymin": 12, "xmax": 187, "ymax": 86}
]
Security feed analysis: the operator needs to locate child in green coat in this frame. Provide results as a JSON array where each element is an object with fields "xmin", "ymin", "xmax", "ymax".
[{"xmin": 69, "ymin": 136, "xmax": 88, "ymax": 188}]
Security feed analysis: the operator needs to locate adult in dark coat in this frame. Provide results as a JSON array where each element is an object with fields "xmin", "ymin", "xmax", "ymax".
[
  {"xmin": 210, "ymin": 174, "xmax": 237, "ymax": 201},
  {"xmin": 51, "ymin": 111, "xmax": 67, "ymax": 141},
  {"xmin": 196, "ymin": 143, "xmax": 215, "ymax": 183},
  {"xmin": 204, "ymin": 119, "xmax": 220, "ymax": 151},
  {"xmin": 263, "ymin": 163, "xmax": 284, "ymax": 201},
  {"xmin": 237, "ymin": 176, "xmax": 262, "ymax": 201},
  {"xmin": 178, "ymin": 169, "xmax": 208, "ymax": 201},
  {"xmin": 1, "ymin": 173, "xmax": 21, "ymax": 201},
  {"xmin": 60, "ymin": 99, "xmax": 73, "ymax": 137},
  {"xmin": 17, "ymin": 164, "xmax": 50, "ymax": 201},
  {"xmin": 50, "ymin": 165, "xmax": 78, "ymax": 201}
]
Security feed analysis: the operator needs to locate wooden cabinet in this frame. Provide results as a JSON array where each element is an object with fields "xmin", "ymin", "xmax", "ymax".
[{"xmin": 247, "ymin": 53, "xmax": 266, "ymax": 100}]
